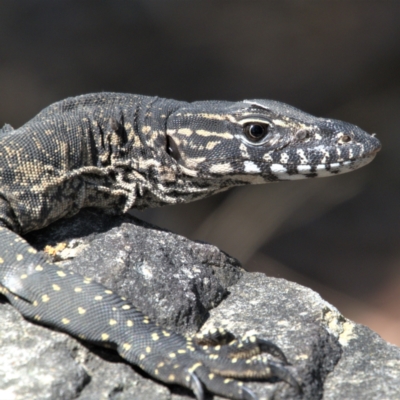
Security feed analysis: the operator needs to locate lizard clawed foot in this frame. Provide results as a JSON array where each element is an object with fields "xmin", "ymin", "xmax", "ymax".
[
  {"xmin": 187, "ymin": 328, "xmax": 300, "ymax": 398},
  {"xmin": 189, "ymin": 364, "xmax": 258, "ymax": 400},
  {"xmin": 194, "ymin": 328, "xmax": 289, "ymax": 365}
]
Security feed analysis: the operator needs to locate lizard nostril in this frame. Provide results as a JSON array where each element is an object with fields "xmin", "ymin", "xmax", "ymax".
[
  {"xmin": 338, "ymin": 134, "xmax": 352, "ymax": 144},
  {"xmin": 295, "ymin": 129, "xmax": 310, "ymax": 140},
  {"xmin": 342, "ymin": 134, "xmax": 351, "ymax": 142}
]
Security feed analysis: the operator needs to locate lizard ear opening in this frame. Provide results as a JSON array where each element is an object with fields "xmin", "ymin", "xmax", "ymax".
[{"xmin": 166, "ymin": 135, "xmax": 182, "ymax": 163}]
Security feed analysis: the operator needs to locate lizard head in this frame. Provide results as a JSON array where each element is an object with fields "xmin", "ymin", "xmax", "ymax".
[{"xmin": 165, "ymin": 99, "xmax": 381, "ymax": 183}]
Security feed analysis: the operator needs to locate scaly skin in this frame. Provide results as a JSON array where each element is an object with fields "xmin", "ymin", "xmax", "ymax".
[{"xmin": 0, "ymin": 93, "xmax": 381, "ymax": 399}]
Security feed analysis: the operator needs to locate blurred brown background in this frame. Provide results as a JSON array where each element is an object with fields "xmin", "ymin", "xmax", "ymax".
[{"xmin": 1, "ymin": 1, "xmax": 399, "ymax": 345}]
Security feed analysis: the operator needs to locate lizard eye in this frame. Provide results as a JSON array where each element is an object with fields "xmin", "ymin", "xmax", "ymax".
[{"xmin": 243, "ymin": 123, "xmax": 269, "ymax": 142}]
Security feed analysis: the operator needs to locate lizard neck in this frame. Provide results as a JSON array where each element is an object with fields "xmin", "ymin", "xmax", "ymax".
[{"xmin": 88, "ymin": 96, "xmax": 233, "ymax": 211}]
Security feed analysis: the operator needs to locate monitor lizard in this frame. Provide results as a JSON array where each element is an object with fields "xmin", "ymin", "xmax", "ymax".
[{"xmin": 0, "ymin": 93, "xmax": 381, "ymax": 399}]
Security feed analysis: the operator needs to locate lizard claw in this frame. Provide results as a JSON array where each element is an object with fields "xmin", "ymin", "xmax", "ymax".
[
  {"xmin": 242, "ymin": 386, "xmax": 258, "ymax": 400},
  {"xmin": 258, "ymin": 338, "xmax": 289, "ymax": 364},
  {"xmin": 189, "ymin": 371, "xmax": 205, "ymax": 400},
  {"xmin": 269, "ymin": 361, "xmax": 302, "ymax": 393}
]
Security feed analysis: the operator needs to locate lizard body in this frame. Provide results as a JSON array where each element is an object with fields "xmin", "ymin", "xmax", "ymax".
[{"xmin": 0, "ymin": 93, "xmax": 381, "ymax": 399}]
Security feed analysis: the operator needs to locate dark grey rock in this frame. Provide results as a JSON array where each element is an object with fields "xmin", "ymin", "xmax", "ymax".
[
  {"xmin": 1, "ymin": 209, "xmax": 399, "ymax": 399},
  {"xmin": 26, "ymin": 209, "xmax": 243, "ymax": 335},
  {"xmin": 323, "ymin": 322, "xmax": 400, "ymax": 399},
  {"xmin": 0, "ymin": 301, "xmax": 89, "ymax": 400},
  {"xmin": 0, "ymin": 301, "xmax": 172, "ymax": 400}
]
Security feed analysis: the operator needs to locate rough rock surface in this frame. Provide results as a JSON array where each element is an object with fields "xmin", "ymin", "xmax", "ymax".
[
  {"xmin": 26, "ymin": 209, "xmax": 243, "ymax": 336},
  {"xmin": 1, "ymin": 209, "xmax": 399, "ymax": 400}
]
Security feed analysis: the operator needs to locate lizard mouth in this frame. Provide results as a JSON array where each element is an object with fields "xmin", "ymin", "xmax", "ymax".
[
  {"xmin": 267, "ymin": 132, "xmax": 381, "ymax": 179},
  {"xmin": 269, "ymin": 152, "xmax": 377, "ymax": 180}
]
